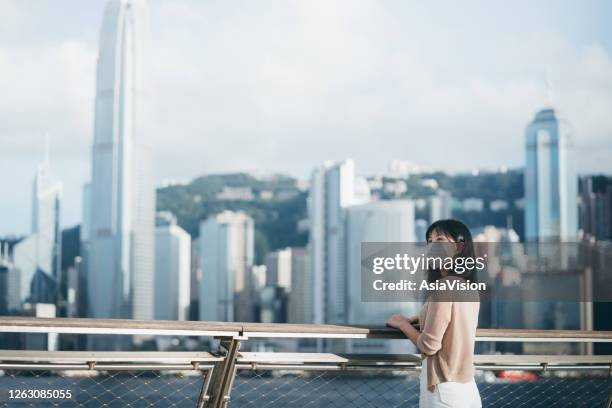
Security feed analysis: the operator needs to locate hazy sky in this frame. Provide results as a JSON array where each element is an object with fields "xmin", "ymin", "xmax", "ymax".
[{"xmin": 1, "ymin": 0, "xmax": 612, "ymax": 235}]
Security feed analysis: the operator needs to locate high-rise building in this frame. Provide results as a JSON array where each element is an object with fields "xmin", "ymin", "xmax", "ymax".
[
  {"xmin": 579, "ymin": 175, "xmax": 612, "ymax": 241},
  {"xmin": 199, "ymin": 211, "xmax": 254, "ymax": 322},
  {"xmin": 13, "ymin": 160, "xmax": 62, "ymax": 305},
  {"xmin": 87, "ymin": 0, "xmax": 155, "ymax": 322},
  {"xmin": 429, "ymin": 189, "xmax": 452, "ymax": 223},
  {"xmin": 65, "ymin": 256, "xmax": 85, "ymax": 318},
  {"xmin": 59, "ymin": 225, "xmax": 83, "ymax": 319},
  {"xmin": 0, "ymin": 243, "xmax": 20, "ymax": 314},
  {"xmin": 257, "ymin": 286, "xmax": 287, "ymax": 323},
  {"xmin": 189, "ymin": 238, "xmax": 201, "ymax": 320},
  {"xmin": 308, "ymin": 159, "xmax": 369, "ymax": 325},
  {"xmin": 524, "ymin": 108, "xmax": 578, "ymax": 242},
  {"xmin": 345, "ymin": 200, "xmax": 419, "ymax": 353},
  {"xmin": 415, "ymin": 219, "xmax": 428, "ymax": 242},
  {"xmin": 287, "ymin": 248, "xmax": 311, "ymax": 324},
  {"xmin": 79, "ymin": 183, "xmax": 91, "ymax": 317},
  {"xmin": 264, "ymin": 247, "xmax": 311, "ymax": 324},
  {"xmin": 251, "ymin": 265, "xmax": 267, "ymax": 291},
  {"xmin": 154, "ymin": 212, "xmax": 191, "ymax": 321},
  {"xmin": 265, "ymin": 248, "xmax": 292, "ymax": 290}
]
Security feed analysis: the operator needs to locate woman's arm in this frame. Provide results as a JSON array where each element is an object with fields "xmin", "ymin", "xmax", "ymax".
[
  {"xmin": 386, "ymin": 303, "xmax": 451, "ymax": 356},
  {"xmin": 386, "ymin": 315, "xmax": 421, "ymax": 345},
  {"xmin": 415, "ymin": 302, "xmax": 451, "ymax": 356}
]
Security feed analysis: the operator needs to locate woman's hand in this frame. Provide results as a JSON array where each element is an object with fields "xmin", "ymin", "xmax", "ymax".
[
  {"xmin": 386, "ymin": 314, "xmax": 412, "ymax": 330},
  {"xmin": 387, "ymin": 314, "xmax": 421, "ymax": 347}
]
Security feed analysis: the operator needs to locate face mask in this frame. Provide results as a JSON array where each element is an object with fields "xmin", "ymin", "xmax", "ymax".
[{"xmin": 425, "ymin": 242, "xmax": 456, "ymax": 261}]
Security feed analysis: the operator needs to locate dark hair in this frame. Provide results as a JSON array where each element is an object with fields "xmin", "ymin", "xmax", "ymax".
[{"xmin": 425, "ymin": 219, "xmax": 478, "ymax": 283}]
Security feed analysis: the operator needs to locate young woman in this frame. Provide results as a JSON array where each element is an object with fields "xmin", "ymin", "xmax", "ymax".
[{"xmin": 386, "ymin": 219, "xmax": 481, "ymax": 408}]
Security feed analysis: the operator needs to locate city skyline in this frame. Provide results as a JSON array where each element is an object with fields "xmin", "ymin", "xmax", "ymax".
[
  {"xmin": 2, "ymin": 0, "xmax": 612, "ymax": 235},
  {"xmin": 0, "ymin": 2, "xmax": 610, "ymax": 404}
]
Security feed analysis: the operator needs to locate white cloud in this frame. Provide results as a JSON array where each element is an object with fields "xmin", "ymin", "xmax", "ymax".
[
  {"xmin": 1, "ymin": 0, "xmax": 612, "ymax": 234},
  {"xmin": 149, "ymin": 0, "xmax": 612, "ymax": 179},
  {"xmin": 0, "ymin": 42, "xmax": 95, "ymax": 156}
]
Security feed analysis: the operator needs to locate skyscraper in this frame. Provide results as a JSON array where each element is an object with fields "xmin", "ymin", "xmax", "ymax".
[
  {"xmin": 429, "ymin": 189, "xmax": 453, "ymax": 223},
  {"xmin": 79, "ymin": 183, "xmax": 91, "ymax": 317},
  {"xmin": 264, "ymin": 247, "xmax": 312, "ymax": 324},
  {"xmin": 189, "ymin": 238, "xmax": 201, "ymax": 321},
  {"xmin": 13, "ymin": 160, "xmax": 62, "ymax": 305},
  {"xmin": 524, "ymin": 108, "xmax": 578, "ymax": 242},
  {"xmin": 287, "ymin": 248, "xmax": 311, "ymax": 324},
  {"xmin": 199, "ymin": 211, "xmax": 254, "ymax": 322},
  {"xmin": 87, "ymin": 0, "xmax": 155, "ymax": 321},
  {"xmin": 308, "ymin": 159, "xmax": 369, "ymax": 325},
  {"xmin": 579, "ymin": 175, "xmax": 612, "ymax": 241},
  {"xmin": 0, "ymin": 243, "xmax": 20, "ymax": 314},
  {"xmin": 265, "ymin": 248, "xmax": 292, "ymax": 290},
  {"xmin": 154, "ymin": 212, "xmax": 191, "ymax": 321},
  {"xmin": 345, "ymin": 200, "xmax": 419, "ymax": 353}
]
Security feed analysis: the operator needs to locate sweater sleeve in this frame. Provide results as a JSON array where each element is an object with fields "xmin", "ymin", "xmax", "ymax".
[{"xmin": 416, "ymin": 302, "xmax": 452, "ymax": 356}]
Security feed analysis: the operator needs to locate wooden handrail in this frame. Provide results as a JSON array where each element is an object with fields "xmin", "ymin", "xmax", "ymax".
[
  {"xmin": 0, "ymin": 316, "xmax": 242, "ymax": 337},
  {"xmin": 1, "ymin": 317, "xmax": 611, "ymax": 342}
]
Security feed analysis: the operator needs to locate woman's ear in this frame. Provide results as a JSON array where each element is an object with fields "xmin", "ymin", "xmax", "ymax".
[{"xmin": 455, "ymin": 242, "xmax": 465, "ymax": 256}]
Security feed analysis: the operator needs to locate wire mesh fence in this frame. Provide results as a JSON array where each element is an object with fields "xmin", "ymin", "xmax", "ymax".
[
  {"xmin": 231, "ymin": 370, "xmax": 421, "ymax": 407},
  {"xmin": 231, "ymin": 369, "xmax": 612, "ymax": 408},
  {"xmin": 0, "ymin": 366, "xmax": 610, "ymax": 407},
  {"xmin": 477, "ymin": 372, "xmax": 611, "ymax": 408},
  {"xmin": 0, "ymin": 369, "xmax": 207, "ymax": 407}
]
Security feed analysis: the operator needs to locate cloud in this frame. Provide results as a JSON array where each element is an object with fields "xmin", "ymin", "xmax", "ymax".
[
  {"xmin": 0, "ymin": 1, "xmax": 97, "ymax": 234},
  {"xmin": 0, "ymin": 41, "xmax": 95, "ymax": 156},
  {"xmin": 1, "ymin": 0, "xmax": 612, "ymax": 234},
  {"xmin": 150, "ymin": 0, "xmax": 612, "ymax": 178}
]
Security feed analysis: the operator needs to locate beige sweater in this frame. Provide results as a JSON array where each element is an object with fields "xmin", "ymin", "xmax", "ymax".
[{"xmin": 416, "ymin": 277, "xmax": 480, "ymax": 389}]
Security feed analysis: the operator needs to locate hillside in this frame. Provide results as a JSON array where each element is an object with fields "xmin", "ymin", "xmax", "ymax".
[
  {"xmin": 156, "ymin": 169, "xmax": 526, "ymax": 263},
  {"xmin": 156, "ymin": 173, "xmax": 308, "ymax": 263}
]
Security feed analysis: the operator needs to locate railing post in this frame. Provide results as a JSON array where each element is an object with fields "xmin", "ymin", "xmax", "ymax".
[
  {"xmin": 195, "ymin": 364, "xmax": 214, "ymax": 408},
  {"xmin": 200, "ymin": 337, "xmax": 242, "ymax": 408},
  {"xmin": 607, "ymin": 363, "xmax": 612, "ymax": 408}
]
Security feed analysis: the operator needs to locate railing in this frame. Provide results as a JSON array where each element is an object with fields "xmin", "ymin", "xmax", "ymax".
[{"xmin": 0, "ymin": 317, "xmax": 611, "ymax": 407}]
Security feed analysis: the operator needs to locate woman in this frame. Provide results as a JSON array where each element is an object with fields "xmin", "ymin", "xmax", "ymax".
[{"xmin": 386, "ymin": 219, "xmax": 481, "ymax": 408}]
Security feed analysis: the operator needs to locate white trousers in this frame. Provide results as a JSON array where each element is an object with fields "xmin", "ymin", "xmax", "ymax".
[{"xmin": 419, "ymin": 358, "xmax": 482, "ymax": 408}]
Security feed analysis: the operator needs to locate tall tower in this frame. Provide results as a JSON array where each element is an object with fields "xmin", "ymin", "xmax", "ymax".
[
  {"xmin": 199, "ymin": 211, "xmax": 255, "ymax": 322},
  {"xmin": 345, "ymin": 200, "xmax": 418, "ymax": 353},
  {"xmin": 13, "ymin": 158, "xmax": 62, "ymax": 305},
  {"xmin": 524, "ymin": 108, "xmax": 577, "ymax": 242},
  {"xmin": 154, "ymin": 212, "xmax": 191, "ymax": 321},
  {"xmin": 308, "ymin": 159, "xmax": 370, "ymax": 325},
  {"xmin": 88, "ymin": 0, "xmax": 155, "ymax": 322}
]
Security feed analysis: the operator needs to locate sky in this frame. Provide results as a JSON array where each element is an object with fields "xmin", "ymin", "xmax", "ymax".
[{"xmin": 1, "ymin": 0, "xmax": 612, "ymax": 235}]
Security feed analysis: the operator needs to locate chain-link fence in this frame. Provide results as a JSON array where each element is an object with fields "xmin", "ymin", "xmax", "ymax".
[
  {"xmin": 0, "ymin": 368, "xmax": 209, "ymax": 407},
  {"xmin": 231, "ymin": 369, "xmax": 611, "ymax": 408},
  {"xmin": 0, "ymin": 364, "xmax": 610, "ymax": 407}
]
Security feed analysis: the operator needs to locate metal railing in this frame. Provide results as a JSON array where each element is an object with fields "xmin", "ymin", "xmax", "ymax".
[{"xmin": 0, "ymin": 317, "xmax": 611, "ymax": 407}]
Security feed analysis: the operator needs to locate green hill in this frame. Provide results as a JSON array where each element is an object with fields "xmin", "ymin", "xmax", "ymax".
[
  {"xmin": 156, "ymin": 173, "xmax": 308, "ymax": 263},
  {"xmin": 156, "ymin": 169, "xmax": 526, "ymax": 263}
]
